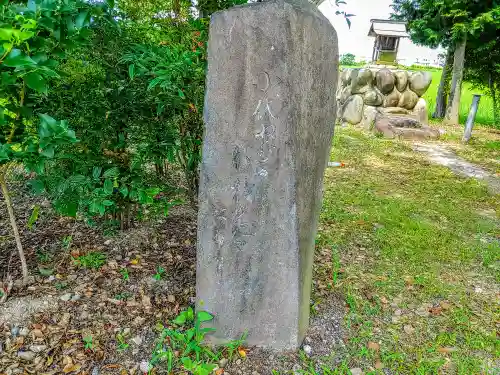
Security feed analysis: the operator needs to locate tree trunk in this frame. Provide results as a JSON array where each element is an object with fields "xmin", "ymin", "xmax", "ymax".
[
  {"xmin": 489, "ymin": 72, "xmax": 499, "ymax": 126},
  {"xmin": 0, "ymin": 170, "xmax": 29, "ymax": 282},
  {"xmin": 433, "ymin": 48, "xmax": 453, "ymax": 119},
  {"xmin": 444, "ymin": 36, "xmax": 467, "ymax": 126}
]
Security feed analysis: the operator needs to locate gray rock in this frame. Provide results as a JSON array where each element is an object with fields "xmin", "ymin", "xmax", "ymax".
[
  {"xmin": 412, "ymin": 98, "xmax": 429, "ymax": 125},
  {"xmin": 11, "ymin": 326, "xmax": 20, "ymax": 337},
  {"xmin": 398, "ymin": 89, "xmax": 419, "ymax": 110},
  {"xmin": 29, "ymin": 344, "xmax": 47, "ymax": 353},
  {"xmin": 338, "ymin": 86, "xmax": 351, "ymax": 105},
  {"xmin": 383, "ymin": 88, "xmax": 401, "ymax": 108},
  {"xmin": 303, "ymin": 344, "xmax": 313, "ymax": 356},
  {"xmin": 360, "ymin": 106, "xmax": 379, "ymax": 130},
  {"xmin": 219, "ymin": 358, "xmax": 228, "ymax": 368},
  {"xmin": 60, "ymin": 293, "xmax": 72, "ymax": 302},
  {"xmin": 394, "ymin": 71, "xmax": 408, "ymax": 92},
  {"xmin": 197, "ymin": 0, "xmax": 338, "ymax": 350},
  {"xmin": 19, "ymin": 327, "xmax": 29, "ymax": 337},
  {"xmin": 350, "ymin": 368, "xmax": 364, "ymax": 375},
  {"xmin": 376, "ymin": 68, "xmax": 395, "ymax": 94},
  {"xmin": 17, "ymin": 351, "xmax": 36, "ymax": 361},
  {"xmin": 350, "ymin": 69, "xmax": 373, "ymax": 94},
  {"xmin": 409, "ymin": 71, "xmax": 432, "ymax": 96},
  {"xmin": 342, "ymin": 95, "xmax": 364, "ymax": 125},
  {"xmin": 340, "ymin": 68, "xmax": 352, "ymax": 86},
  {"xmin": 380, "ymin": 107, "xmax": 409, "ymax": 115},
  {"xmin": 71, "ymin": 294, "xmax": 81, "ymax": 302},
  {"xmin": 131, "ymin": 336, "xmax": 143, "ymax": 346},
  {"xmin": 363, "ymin": 87, "xmax": 383, "ymax": 106}
]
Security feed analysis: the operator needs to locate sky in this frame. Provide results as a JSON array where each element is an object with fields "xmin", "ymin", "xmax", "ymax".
[
  {"xmin": 319, "ymin": 0, "xmax": 395, "ymax": 61},
  {"xmin": 318, "ymin": 0, "xmax": 444, "ymax": 65}
]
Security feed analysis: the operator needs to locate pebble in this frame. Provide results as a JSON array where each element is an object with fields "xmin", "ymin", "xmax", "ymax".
[
  {"xmin": 11, "ymin": 326, "xmax": 20, "ymax": 337},
  {"xmin": 92, "ymin": 367, "xmax": 100, "ymax": 375},
  {"xmin": 71, "ymin": 294, "xmax": 82, "ymax": 302},
  {"xmin": 19, "ymin": 327, "xmax": 30, "ymax": 336},
  {"xmin": 131, "ymin": 336, "xmax": 143, "ymax": 346},
  {"xmin": 236, "ymin": 359, "xmax": 242, "ymax": 365},
  {"xmin": 394, "ymin": 309, "xmax": 402, "ymax": 316},
  {"xmin": 104, "ymin": 239, "xmax": 113, "ymax": 246},
  {"xmin": 219, "ymin": 358, "xmax": 228, "ymax": 368},
  {"xmin": 139, "ymin": 361, "xmax": 151, "ymax": 373},
  {"xmin": 350, "ymin": 368, "xmax": 363, "ymax": 375},
  {"xmin": 252, "ymin": 372, "xmax": 260, "ymax": 375},
  {"xmin": 303, "ymin": 344, "xmax": 313, "ymax": 356},
  {"xmin": 29, "ymin": 344, "xmax": 47, "ymax": 353},
  {"xmin": 18, "ymin": 351, "xmax": 36, "ymax": 361},
  {"xmin": 60, "ymin": 293, "xmax": 72, "ymax": 301}
]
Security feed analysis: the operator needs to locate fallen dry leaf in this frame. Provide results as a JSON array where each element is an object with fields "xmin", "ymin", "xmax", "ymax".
[
  {"xmin": 438, "ymin": 347, "xmax": 457, "ymax": 354},
  {"xmin": 380, "ymin": 296, "xmax": 388, "ymax": 304},
  {"xmin": 375, "ymin": 361, "xmax": 384, "ymax": 369},
  {"xmin": 63, "ymin": 363, "xmax": 81, "ymax": 373},
  {"xmin": 440, "ymin": 301, "xmax": 452, "ymax": 310},
  {"xmin": 215, "ymin": 369, "xmax": 224, "ymax": 375},
  {"xmin": 430, "ymin": 306, "xmax": 443, "ymax": 316},
  {"xmin": 238, "ymin": 348, "xmax": 247, "ymax": 358},
  {"xmin": 367, "ymin": 341, "xmax": 380, "ymax": 351}
]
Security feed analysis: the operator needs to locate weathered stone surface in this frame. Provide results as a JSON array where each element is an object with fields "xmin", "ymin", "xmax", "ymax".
[
  {"xmin": 398, "ymin": 89, "xmax": 419, "ymax": 110},
  {"xmin": 376, "ymin": 68, "xmax": 395, "ymax": 94},
  {"xmin": 374, "ymin": 115, "xmax": 440, "ymax": 139},
  {"xmin": 342, "ymin": 94, "xmax": 364, "ymax": 124},
  {"xmin": 394, "ymin": 71, "xmax": 408, "ymax": 92},
  {"xmin": 197, "ymin": 0, "xmax": 338, "ymax": 350},
  {"xmin": 360, "ymin": 105, "xmax": 379, "ymax": 130},
  {"xmin": 409, "ymin": 71, "xmax": 432, "ymax": 96},
  {"xmin": 383, "ymin": 88, "xmax": 401, "ymax": 108},
  {"xmin": 338, "ymin": 86, "xmax": 351, "ymax": 105},
  {"xmin": 379, "ymin": 107, "xmax": 410, "ymax": 115},
  {"xmin": 340, "ymin": 68, "xmax": 352, "ymax": 86},
  {"xmin": 363, "ymin": 87, "xmax": 383, "ymax": 106},
  {"xmin": 412, "ymin": 98, "xmax": 429, "ymax": 125},
  {"xmin": 351, "ymin": 69, "xmax": 373, "ymax": 94},
  {"xmin": 384, "ymin": 114, "xmax": 421, "ymax": 128}
]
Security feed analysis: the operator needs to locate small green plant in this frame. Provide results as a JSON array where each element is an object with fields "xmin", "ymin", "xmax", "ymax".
[
  {"xmin": 75, "ymin": 252, "xmax": 107, "ymax": 269},
  {"xmin": 120, "ymin": 267, "xmax": 130, "ymax": 281},
  {"xmin": 151, "ymin": 308, "xmax": 219, "ymax": 375},
  {"xmin": 62, "ymin": 235, "xmax": 73, "ymax": 250},
  {"xmin": 83, "ymin": 335, "xmax": 94, "ymax": 351},
  {"xmin": 116, "ymin": 332, "xmax": 129, "ymax": 351},
  {"xmin": 115, "ymin": 292, "xmax": 132, "ymax": 301},
  {"xmin": 36, "ymin": 249, "xmax": 52, "ymax": 264},
  {"xmin": 153, "ymin": 265, "xmax": 166, "ymax": 280},
  {"xmin": 55, "ymin": 282, "xmax": 68, "ymax": 290}
]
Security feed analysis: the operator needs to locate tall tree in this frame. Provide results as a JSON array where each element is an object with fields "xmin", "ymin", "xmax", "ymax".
[{"xmin": 391, "ymin": 0, "xmax": 499, "ymax": 125}]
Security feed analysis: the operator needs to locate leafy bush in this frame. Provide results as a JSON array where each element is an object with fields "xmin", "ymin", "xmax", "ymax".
[{"xmin": 340, "ymin": 53, "xmax": 356, "ymax": 66}]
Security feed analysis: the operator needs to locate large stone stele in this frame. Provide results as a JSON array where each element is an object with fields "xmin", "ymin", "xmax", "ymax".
[{"xmin": 197, "ymin": 0, "xmax": 338, "ymax": 350}]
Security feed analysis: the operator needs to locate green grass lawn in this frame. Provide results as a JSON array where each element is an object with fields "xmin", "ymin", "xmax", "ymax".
[
  {"xmin": 307, "ymin": 126, "xmax": 499, "ymax": 374},
  {"xmin": 422, "ymin": 70, "xmax": 496, "ymax": 128}
]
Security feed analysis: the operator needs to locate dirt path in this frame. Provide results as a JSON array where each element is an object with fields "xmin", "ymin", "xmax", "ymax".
[{"xmin": 413, "ymin": 142, "xmax": 500, "ymax": 194}]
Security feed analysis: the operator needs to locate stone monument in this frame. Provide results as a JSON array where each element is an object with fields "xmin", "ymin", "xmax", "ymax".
[{"xmin": 197, "ymin": 0, "xmax": 338, "ymax": 349}]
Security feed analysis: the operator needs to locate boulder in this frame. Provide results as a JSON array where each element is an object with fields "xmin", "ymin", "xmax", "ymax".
[
  {"xmin": 383, "ymin": 88, "xmax": 401, "ymax": 108},
  {"xmin": 383, "ymin": 114, "xmax": 421, "ymax": 128},
  {"xmin": 340, "ymin": 68, "xmax": 352, "ymax": 86},
  {"xmin": 398, "ymin": 89, "xmax": 419, "ymax": 110},
  {"xmin": 379, "ymin": 107, "xmax": 410, "ymax": 115},
  {"xmin": 394, "ymin": 71, "xmax": 408, "ymax": 92},
  {"xmin": 363, "ymin": 87, "xmax": 383, "ymax": 106},
  {"xmin": 338, "ymin": 86, "xmax": 351, "ymax": 105},
  {"xmin": 342, "ymin": 94, "xmax": 364, "ymax": 125},
  {"xmin": 412, "ymin": 98, "xmax": 429, "ymax": 125},
  {"xmin": 360, "ymin": 105, "xmax": 379, "ymax": 130},
  {"xmin": 409, "ymin": 71, "xmax": 432, "ymax": 96},
  {"xmin": 351, "ymin": 69, "xmax": 373, "ymax": 94},
  {"xmin": 376, "ymin": 68, "xmax": 395, "ymax": 94}
]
